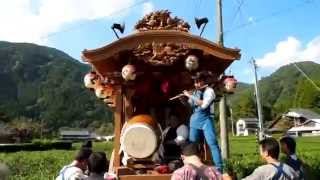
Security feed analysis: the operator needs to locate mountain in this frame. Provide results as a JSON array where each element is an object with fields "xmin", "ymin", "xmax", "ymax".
[
  {"xmin": 0, "ymin": 41, "xmax": 112, "ymax": 135},
  {"xmin": 230, "ymin": 61, "xmax": 320, "ymax": 121}
]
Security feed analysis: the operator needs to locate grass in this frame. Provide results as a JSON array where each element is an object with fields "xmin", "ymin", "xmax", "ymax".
[
  {"xmin": 0, "ymin": 141, "xmax": 113, "ymax": 180},
  {"xmin": 0, "ymin": 136, "xmax": 319, "ymax": 179}
]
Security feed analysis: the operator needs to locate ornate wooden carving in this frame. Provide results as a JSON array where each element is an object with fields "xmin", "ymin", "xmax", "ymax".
[
  {"xmin": 133, "ymin": 42, "xmax": 189, "ymax": 66},
  {"xmin": 82, "ymin": 31, "xmax": 241, "ymax": 66},
  {"xmin": 84, "ymin": 72, "xmax": 117, "ymax": 107},
  {"xmin": 135, "ymin": 10, "xmax": 190, "ymax": 32}
]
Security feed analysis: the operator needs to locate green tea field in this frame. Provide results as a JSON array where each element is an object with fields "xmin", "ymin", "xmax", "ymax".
[{"xmin": 0, "ymin": 136, "xmax": 319, "ymax": 179}]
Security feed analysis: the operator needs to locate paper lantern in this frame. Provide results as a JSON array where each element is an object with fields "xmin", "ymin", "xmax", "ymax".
[
  {"xmin": 122, "ymin": 64, "xmax": 136, "ymax": 81},
  {"xmin": 185, "ymin": 55, "xmax": 199, "ymax": 71},
  {"xmin": 84, "ymin": 72, "xmax": 97, "ymax": 89},
  {"xmin": 224, "ymin": 76, "xmax": 237, "ymax": 93}
]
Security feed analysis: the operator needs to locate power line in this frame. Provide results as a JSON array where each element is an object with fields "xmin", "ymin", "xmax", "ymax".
[
  {"xmin": 40, "ymin": 0, "xmax": 149, "ymax": 40},
  {"xmin": 224, "ymin": 0, "xmax": 314, "ymax": 35},
  {"xmin": 292, "ymin": 61, "xmax": 320, "ymax": 92},
  {"xmin": 229, "ymin": 0, "xmax": 245, "ymax": 30}
]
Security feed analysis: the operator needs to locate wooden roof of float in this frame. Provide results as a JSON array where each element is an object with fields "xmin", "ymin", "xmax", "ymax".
[{"xmin": 81, "ymin": 10, "xmax": 241, "ymax": 83}]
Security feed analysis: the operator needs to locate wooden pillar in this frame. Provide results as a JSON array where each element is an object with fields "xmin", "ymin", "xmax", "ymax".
[
  {"xmin": 216, "ymin": 0, "xmax": 230, "ymax": 160},
  {"xmin": 114, "ymin": 86, "xmax": 124, "ymax": 168}
]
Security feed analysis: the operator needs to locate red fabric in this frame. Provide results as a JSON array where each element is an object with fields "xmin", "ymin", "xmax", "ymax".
[
  {"xmin": 155, "ymin": 165, "xmax": 170, "ymax": 174},
  {"xmin": 161, "ymin": 80, "xmax": 170, "ymax": 94}
]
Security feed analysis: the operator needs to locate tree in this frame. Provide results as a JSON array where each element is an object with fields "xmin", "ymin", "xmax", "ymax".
[
  {"xmin": 231, "ymin": 90, "xmax": 256, "ymax": 120},
  {"xmin": 295, "ymin": 79, "xmax": 320, "ymax": 113}
]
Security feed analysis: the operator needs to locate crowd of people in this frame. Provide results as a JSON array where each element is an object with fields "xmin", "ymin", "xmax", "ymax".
[
  {"xmin": 56, "ymin": 141, "xmax": 116, "ymax": 180},
  {"xmin": 54, "ymin": 135, "xmax": 304, "ymax": 180}
]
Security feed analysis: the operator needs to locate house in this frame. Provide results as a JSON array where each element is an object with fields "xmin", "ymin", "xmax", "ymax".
[
  {"xmin": 96, "ymin": 135, "xmax": 114, "ymax": 141},
  {"xmin": 236, "ymin": 118, "xmax": 259, "ymax": 136},
  {"xmin": 60, "ymin": 130, "xmax": 94, "ymax": 141},
  {"xmin": 0, "ymin": 123, "xmax": 31, "ymax": 144},
  {"xmin": 284, "ymin": 108, "xmax": 320, "ymax": 136}
]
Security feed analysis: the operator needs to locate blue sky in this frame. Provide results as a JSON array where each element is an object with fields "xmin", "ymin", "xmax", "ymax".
[{"xmin": 1, "ymin": 0, "xmax": 320, "ymax": 83}]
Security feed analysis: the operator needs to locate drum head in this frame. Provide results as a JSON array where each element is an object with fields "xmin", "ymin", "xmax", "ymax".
[{"xmin": 122, "ymin": 123, "xmax": 158, "ymax": 158}]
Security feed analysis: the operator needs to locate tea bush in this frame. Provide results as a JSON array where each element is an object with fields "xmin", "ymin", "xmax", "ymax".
[{"xmin": 0, "ymin": 137, "xmax": 319, "ymax": 179}]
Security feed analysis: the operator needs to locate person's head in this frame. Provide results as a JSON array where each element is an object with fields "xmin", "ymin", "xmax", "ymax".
[
  {"xmin": 75, "ymin": 147, "xmax": 92, "ymax": 171},
  {"xmin": 88, "ymin": 152, "xmax": 108, "ymax": 175},
  {"xmin": 259, "ymin": 138, "xmax": 280, "ymax": 161},
  {"xmin": 181, "ymin": 143, "xmax": 200, "ymax": 161},
  {"xmin": 82, "ymin": 140, "xmax": 93, "ymax": 149},
  {"xmin": 192, "ymin": 72, "xmax": 207, "ymax": 89},
  {"xmin": 280, "ymin": 136, "xmax": 296, "ymax": 155}
]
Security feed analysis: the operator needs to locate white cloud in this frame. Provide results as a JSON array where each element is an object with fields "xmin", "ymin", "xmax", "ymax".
[
  {"xmin": 142, "ymin": 2, "xmax": 154, "ymax": 16},
  {"xmin": 256, "ymin": 36, "xmax": 320, "ymax": 68},
  {"xmin": 0, "ymin": 0, "xmax": 135, "ymax": 44}
]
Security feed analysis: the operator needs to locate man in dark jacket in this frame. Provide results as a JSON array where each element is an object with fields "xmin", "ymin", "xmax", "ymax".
[
  {"xmin": 280, "ymin": 136, "xmax": 305, "ymax": 179},
  {"xmin": 85, "ymin": 152, "xmax": 108, "ymax": 180}
]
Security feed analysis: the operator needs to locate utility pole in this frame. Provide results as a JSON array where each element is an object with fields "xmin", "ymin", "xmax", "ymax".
[
  {"xmin": 230, "ymin": 107, "xmax": 235, "ymax": 136},
  {"xmin": 217, "ymin": 0, "xmax": 229, "ymax": 159},
  {"xmin": 251, "ymin": 58, "xmax": 264, "ymax": 140}
]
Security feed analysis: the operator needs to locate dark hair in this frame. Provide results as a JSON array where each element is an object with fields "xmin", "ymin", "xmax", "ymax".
[
  {"xmin": 88, "ymin": 152, "xmax": 108, "ymax": 174},
  {"xmin": 259, "ymin": 138, "xmax": 280, "ymax": 159},
  {"xmin": 192, "ymin": 72, "xmax": 207, "ymax": 82},
  {"xmin": 280, "ymin": 136, "xmax": 296, "ymax": 154},
  {"xmin": 75, "ymin": 148, "xmax": 92, "ymax": 162},
  {"xmin": 182, "ymin": 143, "xmax": 200, "ymax": 156},
  {"xmin": 82, "ymin": 140, "xmax": 93, "ymax": 149}
]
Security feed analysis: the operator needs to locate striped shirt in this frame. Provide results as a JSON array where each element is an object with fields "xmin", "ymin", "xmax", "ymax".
[{"xmin": 171, "ymin": 164, "xmax": 221, "ymax": 180}]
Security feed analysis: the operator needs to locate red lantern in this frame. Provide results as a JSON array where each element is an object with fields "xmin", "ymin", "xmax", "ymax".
[{"xmin": 224, "ymin": 76, "xmax": 237, "ymax": 93}]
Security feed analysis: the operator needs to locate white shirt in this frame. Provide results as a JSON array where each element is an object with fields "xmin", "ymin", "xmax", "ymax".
[
  {"xmin": 163, "ymin": 124, "xmax": 189, "ymax": 145},
  {"xmin": 175, "ymin": 124, "xmax": 189, "ymax": 145},
  {"xmin": 201, "ymin": 87, "xmax": 215, "ymax": 110},
  {"xmin": 290, "ymin": 154, "xmax": 298, "ymax": 161},
  {"xmin": 56, "ymin": 162, "xmax": 87, "ymax": 180}
]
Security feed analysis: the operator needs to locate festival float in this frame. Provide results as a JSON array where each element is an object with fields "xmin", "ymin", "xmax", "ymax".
[{"xmin": 82, "ymin": 10, "xmax": 240, "ymax": 179}]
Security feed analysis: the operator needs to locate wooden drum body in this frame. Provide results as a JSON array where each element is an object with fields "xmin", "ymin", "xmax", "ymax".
[{"xmin": 122, "ymin": 115, "xmax": 160, "ymax": 159}]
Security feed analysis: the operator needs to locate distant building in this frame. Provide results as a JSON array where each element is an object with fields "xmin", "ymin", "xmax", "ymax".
[
  {"xmin": 96, "ymin": 135, "xmax": 114, "ymax": 141},
  {"xmin": 284, "ymin": 108, "xmax": 320, "ymax": 136},
  {"xmin": 60, "ymin": 130, "xmax": 94, "ymax": 141},
  {"xmin": 0, "ymin": 123, "xmax": 31, "ymax": 144},
  {"xmin": 236, "ymin": 118, "xmax": 258, "ymax": 136}
]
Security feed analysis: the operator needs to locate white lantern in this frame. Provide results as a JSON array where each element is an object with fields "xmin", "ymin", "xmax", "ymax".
[
  {"xmin": 185, "ymin": 55, "xmax": 199, "ymax": 71},
  {"xmin": 84, "ymin": 72, "xmax": 97, "ymax": 88},
  {"xmin": 122, "ymin": 64, "xmax": 136, "ymax": 81}
]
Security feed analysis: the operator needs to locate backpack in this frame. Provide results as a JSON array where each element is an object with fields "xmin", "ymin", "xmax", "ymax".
[
  {"xmin": 270, "ymin": 163, "xmax": 291, "ymax": 180},
  {"xmin": 285, "ymin": 157, "xmax": 304, "ymax": 179}
]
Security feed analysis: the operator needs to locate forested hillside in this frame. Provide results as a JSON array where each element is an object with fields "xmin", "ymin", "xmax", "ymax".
[
  {"xmin": 0, "ymin": 41, "xmax": 112, "ymax": 136},
  {"xmin": 230, "ymin": 61, "xmax": 320, "ymax": 122}
]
